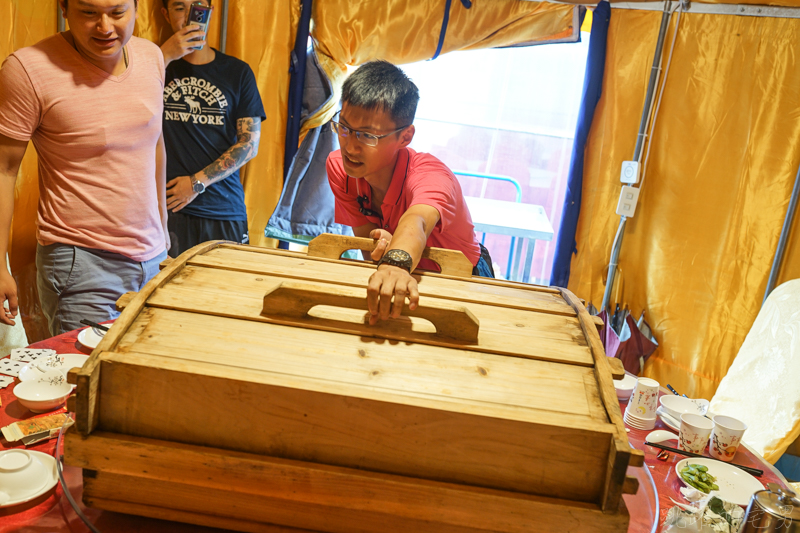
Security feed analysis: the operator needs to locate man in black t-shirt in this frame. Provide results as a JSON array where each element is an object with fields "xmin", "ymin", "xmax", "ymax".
[{"xmin": 159, "ymin": 0, "xmax": 266, "ymax": 256}]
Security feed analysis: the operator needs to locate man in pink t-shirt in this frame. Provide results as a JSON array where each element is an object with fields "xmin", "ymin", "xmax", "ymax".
[
  {"xmin": 327, "ymin": 60, "xmax": 494, "ymax": 326},
  {"xmin": 0, "ymin": 0, "xmax": 169, "ymax": 334}
]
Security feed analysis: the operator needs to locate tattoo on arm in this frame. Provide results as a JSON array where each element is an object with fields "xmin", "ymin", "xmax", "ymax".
[{"xmin": 198, "ymin": 117, "xmax": 262, "ymax": 184}]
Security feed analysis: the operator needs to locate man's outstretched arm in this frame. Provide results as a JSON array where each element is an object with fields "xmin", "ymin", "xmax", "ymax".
[
  {"xmin": 366, "ymin": 204, "xmax": 440, "ymax": 325},
  {"xmin": 167, "ymin": 117, "xmax": 262, "ymax": 212},
  {"xmin": 0, "ymin": 134, "xmax": 28, "ymax": 325}
]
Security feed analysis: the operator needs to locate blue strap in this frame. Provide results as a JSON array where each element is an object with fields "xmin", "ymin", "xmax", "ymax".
[{"xmin": 432, "ymin": 0, "xmax": 472, "ymax": 60}]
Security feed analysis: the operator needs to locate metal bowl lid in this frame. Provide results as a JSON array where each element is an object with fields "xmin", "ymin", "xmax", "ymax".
[{"xmin": 754, "ymin": 484, "xmax": 800, "ymax": 520}]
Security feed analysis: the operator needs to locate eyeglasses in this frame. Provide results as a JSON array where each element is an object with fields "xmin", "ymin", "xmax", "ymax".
[{"xmin": 330, "ymin": 119, "xmax": 409, "ymax": 147}]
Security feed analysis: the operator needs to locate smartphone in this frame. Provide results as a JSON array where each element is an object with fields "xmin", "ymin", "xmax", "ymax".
[{"xmin": 186, "ymin": 4, "xmax": 213, "ymax": 51}]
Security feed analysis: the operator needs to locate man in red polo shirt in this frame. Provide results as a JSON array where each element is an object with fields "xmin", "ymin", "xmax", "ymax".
[{"xmin": 327, "ymin": 60, "xmax": 493, "ymax": 326}]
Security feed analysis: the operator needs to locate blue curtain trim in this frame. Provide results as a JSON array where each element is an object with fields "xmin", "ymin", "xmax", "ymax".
[{"xmin": 550, "ymin": 0, "xmax": 611, "ymax": 288}]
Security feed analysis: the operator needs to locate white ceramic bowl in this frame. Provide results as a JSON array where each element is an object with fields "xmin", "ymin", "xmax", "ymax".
[
  {"xmin": 0, "ymin": 450, "xmax": 50, "ymax": 505},
  {"xmin": 613, "ymin": 374, "xmax": 637, "ymax": 400},
  {"xmin": 13, "ymin": 374, "xmax": 73, "ymax": 413},
  {"xmin": 77, "ymin": 327, "xmax": 104, "ymax": 350},
  {"xmin": 36, "ymin": 353, "xmax": 89, "ymax": 376},
  {"xmin": 659, "ymin": 395, "xmax": 709, "ymax": 419}
]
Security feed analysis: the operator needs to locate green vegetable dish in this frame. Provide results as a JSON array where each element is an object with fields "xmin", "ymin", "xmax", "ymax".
[{"xmin": 680, "ymin": 463, "xmax": 720, "ymax": 493}]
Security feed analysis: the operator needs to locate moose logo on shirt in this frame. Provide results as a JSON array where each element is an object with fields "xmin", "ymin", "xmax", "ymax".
[{"xmin": 163, "ymin": 76, "xmax": 228, "ymax": 126}]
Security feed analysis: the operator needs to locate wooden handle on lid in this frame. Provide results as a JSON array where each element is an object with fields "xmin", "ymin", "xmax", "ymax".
[
  {"xmin": 261, "ymin": 280, "xmax": 480, "ymax": 343},
  {"xmin": 307, "ymin": 234, "xmax": 474, "ymax": 278}
]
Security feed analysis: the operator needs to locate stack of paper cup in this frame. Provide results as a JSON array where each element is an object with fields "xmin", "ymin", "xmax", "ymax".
[{"xmin": 623, "ymin": 377, "xmax": 660, "ymax": 430}]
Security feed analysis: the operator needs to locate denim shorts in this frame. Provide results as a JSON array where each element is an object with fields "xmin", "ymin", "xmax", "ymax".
[{"xmin": 36, "ymin": 244, "xmax": 167, "ymax": 336}]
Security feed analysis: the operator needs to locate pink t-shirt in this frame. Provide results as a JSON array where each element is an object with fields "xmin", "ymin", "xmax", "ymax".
[
  {"xmin": 0, "ymin": 34, "xmax": 166, "ymax": 262},
  {"xmin": 327, "ymin": 147, "xmax": 481, "ymax": 269}
]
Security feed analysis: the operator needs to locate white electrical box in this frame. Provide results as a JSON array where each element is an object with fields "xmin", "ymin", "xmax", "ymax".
[
  {"xmin": 616, "ymin": 186, "xmax": 640, "ymax": 217},
  {"xmin": 620, "ymin": 161, "xmax": 639, "ymax": 184}
]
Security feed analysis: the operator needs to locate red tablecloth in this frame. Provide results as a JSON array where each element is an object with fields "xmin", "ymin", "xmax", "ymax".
[
  {"xmin": 621, "ymin": 393, "xmax": 790, "ymax": 532},
  {"xmin": 0, "ymin": 330, "xmax": 789, "ymax": 532}
]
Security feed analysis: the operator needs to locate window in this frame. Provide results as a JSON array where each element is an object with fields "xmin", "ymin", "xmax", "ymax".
[{"xmin": 403, "ymin": 35, "xmax": 590, "ymax": 284}]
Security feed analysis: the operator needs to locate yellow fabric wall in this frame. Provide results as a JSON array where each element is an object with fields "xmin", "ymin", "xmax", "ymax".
[
  {"xmin": 569, "ymin": 8, "xmax": 800, "ymax": 400},
  {"xmin": 2, "ymin": 0, "xmax": 294, "ymax": 341}
]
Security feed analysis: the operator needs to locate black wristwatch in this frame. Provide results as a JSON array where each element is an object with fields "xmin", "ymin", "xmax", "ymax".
[
  {"xmin": 190, "ymin": 176, "xmax": 206, "ymax": 194},
  {"xmin": 377, "ymin": 249, "xmax": 413, "ymax": 272}
]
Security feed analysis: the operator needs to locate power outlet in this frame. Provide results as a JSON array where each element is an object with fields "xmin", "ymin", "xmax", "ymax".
[
  {"xmin": 616, "ymin": 186, "xmax": 640, "ymax": 217},
  {"xmin": 620, "ymin": 161, "xmax": 639, "ymax": 184}
]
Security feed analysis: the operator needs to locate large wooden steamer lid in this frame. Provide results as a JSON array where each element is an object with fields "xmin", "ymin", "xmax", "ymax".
[{"xmin": 69, "ymin": 236, "xmax": 642, "ymax": 512}]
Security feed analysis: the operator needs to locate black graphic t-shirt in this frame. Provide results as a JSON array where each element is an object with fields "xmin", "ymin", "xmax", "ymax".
[{"xmin": 163, "ymin": 50, "xmax": 266, "ymax": 220}]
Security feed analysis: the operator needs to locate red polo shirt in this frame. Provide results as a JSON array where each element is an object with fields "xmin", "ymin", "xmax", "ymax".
[{"xmin": 327, "ymin": 147, "xmax": 481, "ymax": 270}]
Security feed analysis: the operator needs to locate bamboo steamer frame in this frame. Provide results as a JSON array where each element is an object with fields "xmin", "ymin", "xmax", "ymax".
[{"xmin": 65, "ymin": 235, "xmax": 643, "ymax": 533}]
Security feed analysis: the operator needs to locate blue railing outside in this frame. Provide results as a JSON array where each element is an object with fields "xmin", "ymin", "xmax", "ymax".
[{"xmin": 453, "ymin": 171, "xmax": 522, "ymax": 279}]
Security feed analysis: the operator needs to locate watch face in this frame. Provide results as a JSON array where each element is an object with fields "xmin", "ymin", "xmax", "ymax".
[
  {"xmin": 192, "ymin": 180, "xmax": 205, "ymax": 193},
  {"xmin": 381, "ymin": 249, "xmax": 413, "ymax": 271}
]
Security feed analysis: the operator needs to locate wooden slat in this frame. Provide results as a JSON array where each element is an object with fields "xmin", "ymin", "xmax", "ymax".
[
  {"xmin": 149, "ymin": 265, "xmax": 593, "ymax": 366},
  {"xmin": 94, "ymin": 348, "xmax": 612, "ymax": 502},
  {"xmin": 607, "ymin": 357, "xmax": 626, "ymax": 380},
  {"xmin": 307, "ymin": 234, "xmax": 474, "ymax": 278},
  {"xmin": 74, "ymin": 241, "xmax": 226, "ymax": 435},
  {"xmin": 115, "ymin": 291, "xmax": 136, "ymax": 312},
  {"xmin": 622, "ymin": 476, "xmax": 640, "ymax": 495},
  {"xmin": 557, "ymin": 288, "xmax": 644, "ymax": 511},
  {"xmin": 66, "ymin": 431, "xmax": 629, "ymax": 533},
  {"xmin": 191, "ymin": 247, "xmax": 575, "ymax": 316},
  {"xmin": 219, "ymin": 243, "xmax": 564, "ymax": 295},
  {"xmin": 109, "ymin": 309, "xmax": 611, "ymax": 425}
]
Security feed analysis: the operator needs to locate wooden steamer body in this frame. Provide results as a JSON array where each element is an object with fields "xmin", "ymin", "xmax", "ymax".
[{"xmin": 65, "ymin": 236, "xmax": 643, "ymax": 533}]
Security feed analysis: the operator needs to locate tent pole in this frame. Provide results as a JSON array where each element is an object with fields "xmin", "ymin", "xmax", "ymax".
[
  {"xmin": 763, "ymin": 162, "xmax": 800, "ymax": 304},
  {"xmin": 220, "ymin": 0, "xmax": 229, "ymax": 54},
  {"xmin": 601, "ymin": 3, "xmax": 672, "ymax": 312},
  {"xmin": 57, "ymin": 5, "xmax": 65, "ymax": 32}
]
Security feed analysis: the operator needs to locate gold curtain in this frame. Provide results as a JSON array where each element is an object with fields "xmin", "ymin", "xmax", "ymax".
[
  {"xmin": 569, "ymin": 8, "xmax": 800, "ymax": 400},
  {"xmin": 304, "ymin": 0, "xmax": 580, "ymax": 135}
]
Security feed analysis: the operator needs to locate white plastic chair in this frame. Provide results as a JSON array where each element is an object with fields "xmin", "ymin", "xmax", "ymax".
[{"xmin": 710, "ymin": 278, "xmax": 800, "ymax": 464}]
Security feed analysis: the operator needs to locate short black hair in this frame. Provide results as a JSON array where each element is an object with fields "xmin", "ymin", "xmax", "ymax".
[
  {"xmin": 341, "ymin": 60, "xmax": 419, "ymax": 127},
  {"xmin": 64, "ymin": 0, "xmax": 138, "ymax": 8},
  {"xmin": 162, "ymin": 0, "xmax": 212, "ymax": 7}
]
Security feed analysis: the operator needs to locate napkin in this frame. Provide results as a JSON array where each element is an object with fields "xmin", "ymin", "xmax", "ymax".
[{"xmin": 662, "ymin": 496, "xmax": 744, "ymax": 533}]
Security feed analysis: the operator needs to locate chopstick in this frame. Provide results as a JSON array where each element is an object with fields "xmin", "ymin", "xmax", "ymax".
[
  {"xmin": 666, "ymin": 384, "xmax": 680, "ymax": 395},
  {"xmin": 644, "ymin": 441, "xmax": 763, "ymax": 477},
  {"xmin": 80, "ymin": 319, "xmax": 110, "ymax": 332}
]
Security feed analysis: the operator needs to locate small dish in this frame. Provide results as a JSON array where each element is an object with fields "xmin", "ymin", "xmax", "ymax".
[
  {"xmin": 77, "ymin": 327, "xmax": 104, "ymax": 350},
  {"xmin": 675, "ymin": 457, "xmax": 764, "ymax": 506},
  {"xmin": 660, "ymin": 395, "xmax": 709, "ymax": 419},
  {"xmin": 18, "ymin": 362, "xmax": 47, "ymax": 383},
  {"xmin": 36, "ymin": 353, "xmax": 89, "ymax": 375},
  {"xmin": 0, "ymin": 449, "xmax": 58, "ymax": 507},
  {"xmin": 13, "ymin": 374, "xmax": 73, "ymax": 413},
  {"xmin": 614, "ymin": 374, "xmax": 637, "ymax": 400},
  {"xmin": 657, "ymin": 407, "xmax": 681, "ymax": 432}
]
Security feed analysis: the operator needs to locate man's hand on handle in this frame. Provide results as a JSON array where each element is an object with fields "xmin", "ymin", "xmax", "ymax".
[
  {"xmin": 0, "ymin": 269, "xmax": 18, "ymax": 326},
  {"xmin": 366, "ymin": 265, "xmax": 419, "ymax": 326},
  {"xmin": 369, "ymin": 228, "xmax": 393, "ymax": 261}
]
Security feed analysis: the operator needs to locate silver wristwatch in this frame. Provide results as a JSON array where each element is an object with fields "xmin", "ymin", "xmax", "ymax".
[{"xmin": 191, "ymin": 176, "xmax": 206, "ymax": 194}]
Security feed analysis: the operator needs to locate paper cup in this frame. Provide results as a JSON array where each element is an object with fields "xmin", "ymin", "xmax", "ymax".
[
  {"xmin": 709, "ymin": 415, "xmax": 747, "ymax": 462},
  {"xmin": 679, "ymin": 413, "xmax": 714, "ymax": 454},
  {"xmin": 627, "ymin": 378, "xmax": 660, "ymax": 419}
]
